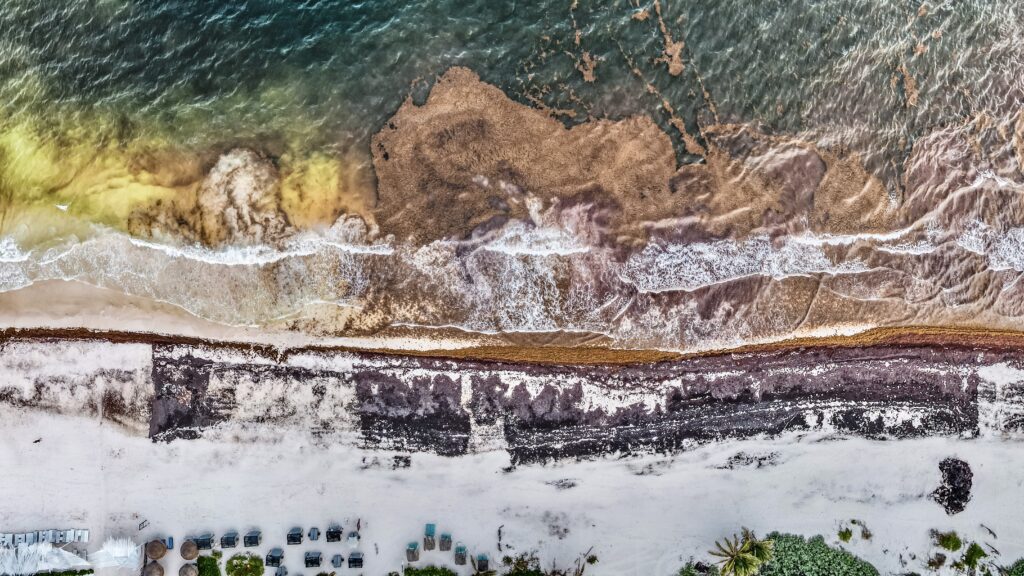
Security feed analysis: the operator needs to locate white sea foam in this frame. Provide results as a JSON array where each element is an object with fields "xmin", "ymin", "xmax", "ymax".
[
  {"xmin": 956, "ymin": 220, "xmax": 991, "ymax": 255},
  {"xmin": 987, "ymin": 227, "xmax": 1024, "ymax": 272},
  {"xmin": 482, "ymin": 221, "xmax": 589, "ymax": 256},
  {"xmin": 619, "ymin": 234, "xmax": 869, "ymax": 293}
]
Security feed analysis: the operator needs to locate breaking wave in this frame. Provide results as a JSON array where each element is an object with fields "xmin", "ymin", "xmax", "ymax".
[{"xmin": 619, "ymin": 235, "xmax": 870, "ymax": 293}]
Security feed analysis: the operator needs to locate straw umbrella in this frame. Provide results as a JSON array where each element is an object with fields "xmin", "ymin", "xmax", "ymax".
[
  {"xmin": 180, "ymin": 540, "xmax": 199, "ymax": 561},
  {"xmin": 179, "ymin": 563, "xmax": 199, "ymax": 576},
  {"xmin": 144, "ymin": 561, "xmax": 165, "ymax": 576},
  {"xmin": 146, "ymin": 540, "xmax": 167, "ymax": 560}
]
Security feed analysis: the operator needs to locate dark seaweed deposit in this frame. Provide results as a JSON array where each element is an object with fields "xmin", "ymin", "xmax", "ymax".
[
  {"xmin": 3, "ymin": 335, "xmax": 1022, "ymax": 462},
  {"xmin": 138, "ymin": 339, "xmax": 1023, "ymax": 462},
  {"xmin": 932, "ymin": 458, "xmax": 974, "ymax": 515}
]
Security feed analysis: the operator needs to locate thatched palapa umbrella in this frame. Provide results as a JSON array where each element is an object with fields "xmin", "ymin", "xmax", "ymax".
[
  {"xmin": 144, "ymin": 561, "xmax": 165, "ymax": 576},
  {"xmin": 179, "ymin": 563, "xmax": 199, "ymax": 576},
  {"xmin": 180, "ymin": 540, "xmax": 199, "ymax": 561},
  {"xmin": 146, "ymin": 540, "xmax": 167, "ymax": 560}
]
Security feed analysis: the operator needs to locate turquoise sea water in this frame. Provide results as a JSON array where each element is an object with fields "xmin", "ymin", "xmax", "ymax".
[{"xmin": 3, "ymin": 0, "xmax": 1021, "ymax": 164}]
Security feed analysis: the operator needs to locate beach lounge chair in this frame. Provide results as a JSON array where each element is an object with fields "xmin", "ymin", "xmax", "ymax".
[
  {"xmin": 325, "ymin": 526, "xmax": 342, "ymax": 543},
  {"xmin": 406, "ymin": 542, "xmax": 419, "ymax": 562},
  {"xmin": 423, "ymin": 524, "xmax": 436, "ymax": 551},
  {"xmin": 304, "ymin": 552, "xmax": 321, "ymax": 568}
]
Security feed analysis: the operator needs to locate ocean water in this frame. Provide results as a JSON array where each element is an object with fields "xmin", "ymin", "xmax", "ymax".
[
  {"xmin": 3, "ymin": 0, "xmax": 1020, "ymax": 175},
  {"xmin": 2, "ymin": 0, "xmax": 1024, "ymax": 348}
]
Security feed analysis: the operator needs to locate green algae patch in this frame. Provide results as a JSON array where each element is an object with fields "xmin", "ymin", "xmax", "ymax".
[
  {"xmin": 279, "ymin": 150, "xmax": 374, "ymax": 230},
  {"xmin": 0, "ymin": 121, "xmax": 189, "ymax": 236},
  {"xmin": 0, "ymin": 110, "xmax": 373, "ymax": 245}
]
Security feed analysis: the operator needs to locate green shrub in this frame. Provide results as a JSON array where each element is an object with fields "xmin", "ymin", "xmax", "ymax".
[
  {"xmin": 838, "ymin": 528, "xmax": 853, "ymax": 543},
  {"xmin": 757, "ymin": 533, "xmax": 879, "ymax": 576},
  {"xmin": 678, "ymin": 562, "xmax": 720, "ymax": 576},
  {"xmin": 197, "ymin": 555, "xmax": 221, "ymax": 576},
  {"xmin": 497, "ymin": 551, "xmax": 597, "ymax": 575},
  {"xmin": 959, "ymin": 542, "xmax": 987, "ymax": 570},
  {"xmin": 850, "ymin": 520, "xmax": 872, "ymax": 541},
  {"xmin": 225, "ymin": 554, "xmax": 263, "ymax": 576},
  {"xmin": 1007, "ymin": 559, "xmax": 1024, "ymax": 576},
  {"xmin": 934, "ymin": 531, "xmax": 962, "ymax": 552},
  {"xmin": 403, "ymin": 567, "xmax": 457, "ymax": 576},
  {"xmin": 505, "ymin": 568, "xmax": 545, "ymax": 576}
]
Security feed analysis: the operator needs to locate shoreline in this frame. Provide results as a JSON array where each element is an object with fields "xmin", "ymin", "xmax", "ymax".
[{"xmin": 3, "ymin": 323, "xmax": 1024, "ymax": 366}]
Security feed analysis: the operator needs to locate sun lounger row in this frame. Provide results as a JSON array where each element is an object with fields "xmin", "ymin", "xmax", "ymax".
[
  {"xmin": 407, "ymin": 524, "xmax": 485, "ymax": 570},
  {"xmin": 266, "ymin": 549, "xmax": 363, "ymax": 570},
  {"xmin": 286, "ymin": 525, "xmax": 358, "ymax": 545}
]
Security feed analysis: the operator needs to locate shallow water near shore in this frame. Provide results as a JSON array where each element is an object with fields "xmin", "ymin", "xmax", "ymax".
[
  {"xmin": 4, "ymin": 0, "xmax": 1023, "ymax": 232},
  {"xmin": 3, "ymin": 1, "xmax": 1024, "ymax": 349}
]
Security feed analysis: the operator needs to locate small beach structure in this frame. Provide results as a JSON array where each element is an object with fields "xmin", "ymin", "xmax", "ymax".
[
  {"xmin": 308, "ymin": 527, "xmax": 319, "ymax": 542},
  {"xmin": 439, "ymin": 533, "xmax": 452, "ymax": 552},
  {"xmin": 348, "ymin": 552, "xmax": 363, "ymax": 569},
  {"xmin": 243, "ymin": 531, "xmax": 261, "ymax": 548},
  {"xmin": 325, "ymin": 526, "xmax": 342, "ymax": 543},
  {"xmin": 453, "ymin": 544, "xmax": 467, "ymax": 566},
  {"xmin": 90, "ymin": 537, "xmax": 143, "ymax": 572},
  {"xmin": 146, "ymin": 540, "xmax": 168, "ymax": 560},
  {"xmin": 265, "ymin": 548, "xmax": 284, "ymax": 568},
  {"xmin": 406, "ymin": 542, "xmax": 419, "ymax": 562},
  {"xmin": 423, "ymin": 524, "xmax": 436, "ymax": 551},
  {"xmin": 194, "ymin": 534, "xmax": 214, "ymax": 551},
  {"xmin": 476, "ymin": 554, "xmax": 490, "ymax": 572},
  {"xmin": 303, "ymin": 552, "xmax": 321, "ymax": 568},
  {"xmin": 144, "ymin": 561, "xmax": 165, "ymax": 576},
  {"xmin": 331, "ymin": 554, "xmax": 343, "ymax": 568},
  {"xmin": 180, "ymin": 540, "xmax": 199, "ymax": 561},
  {"xmin": 286, "ymin": 528, "xmax": 303, "ymax": 545},
  {"xmin": 221, "ymin": 532, "xmax": 238, "ymax": 549},
  {"xmin": 179, "ymin": 564, "xmax": 198, "ymax": 576}
]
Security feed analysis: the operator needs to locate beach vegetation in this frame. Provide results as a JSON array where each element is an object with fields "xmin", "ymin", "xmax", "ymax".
[
  {"xmin": 498, "ymin": 550, "xmax": 597, "ymax": 576},
  {"xmin": 710, "ymin": 530, "xmax": 770, "ymax": 576},
  {"xmin": 933, "ymin": 530, "xmax": 963, "ymax": 552},
  {"xmin": 756, "ymin": 533, "xmax": 877, "ymax": 576},
  {"xmin": 400, "ymin": 567, "xmax": 457, "ymax": 576},
  {"xmin": 225, "ymin": 553, "xmax": 263, "ymax": 576},
  {"xmin": 678, "ymin": 562, "xmax": 720, "ymax": 576},
  {"xmin": 950, "ymin": 542, "xmax": 988, "ymax": 572},
  {"xmin": 197, "ymin": 555, "xmax": 221, "ymax": 576},
  {"xmin": 927, "ymin": 553, "xmax": 946, "ymax": 569},
  {"xmin": 1006, "ymin": 558, "xmax": 1024, "ymax": 576},
  {"xmin": 850, "ymin": 520, "xmax": 872, "ymax": 541}
]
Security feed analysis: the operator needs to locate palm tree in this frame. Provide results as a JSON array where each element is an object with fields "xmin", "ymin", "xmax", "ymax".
[
  {"xmin": 709, "ymin": 534, "xmax": 761, "ymax": 576},
  {"xmin": 741, "ymin": 528, "xmax": 774, "ymax": 565}
]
